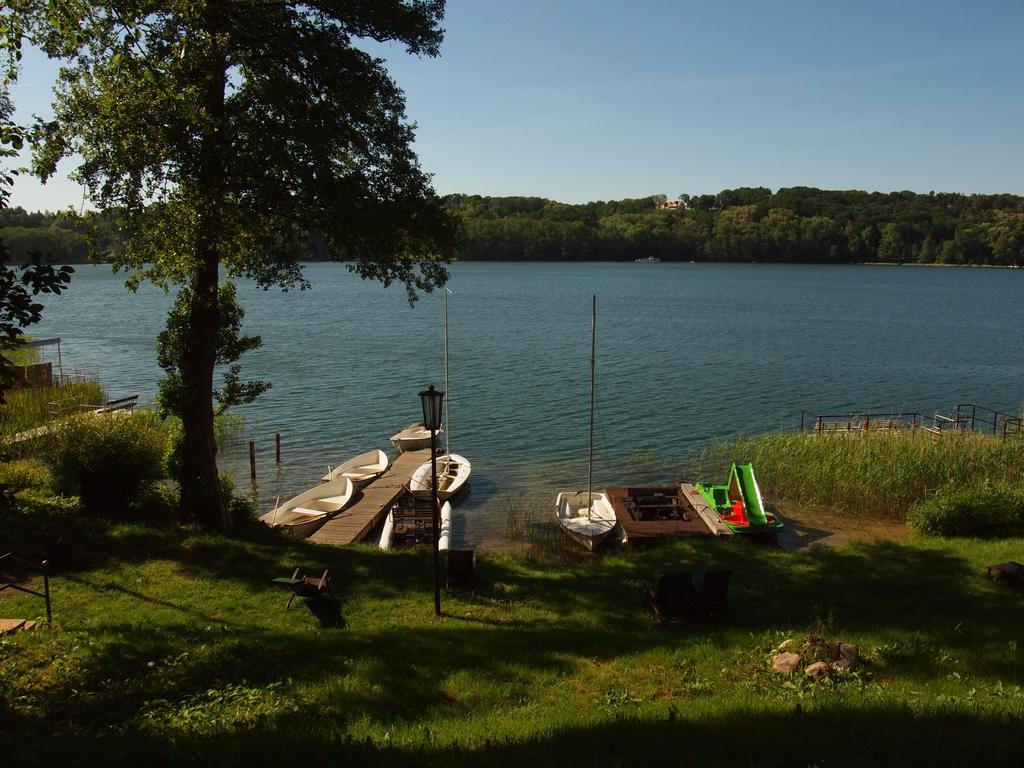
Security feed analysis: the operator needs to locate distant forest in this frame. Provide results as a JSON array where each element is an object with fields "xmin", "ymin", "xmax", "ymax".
[{"xmin": 3, "ymin": 187, "xmax": 1024, "ymax": 266}]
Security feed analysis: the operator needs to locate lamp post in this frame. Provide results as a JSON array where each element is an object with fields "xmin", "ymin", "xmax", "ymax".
[{"xmin": 419, "ymin": 384, "xmax": 445, "ymax": 617}]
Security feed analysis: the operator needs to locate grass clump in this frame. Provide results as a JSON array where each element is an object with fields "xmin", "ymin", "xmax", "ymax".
[
  {"xmin": 0, "ymin": 457, "xmax": 52, "ymax": 494},
  {"xmin": 710, "ymin": 431, "xmax": 1024, "ymax": 521},
  {"xmin": 46, "ymin": 412, "xmax": 169, "ymax": 512},
  {"xmin": 908, "ymin": 481, "xmax": 1024, "ymax": 537},
  {"xmin": 0, "ymin": 379, "xmax": 105, "ymax": 438}
]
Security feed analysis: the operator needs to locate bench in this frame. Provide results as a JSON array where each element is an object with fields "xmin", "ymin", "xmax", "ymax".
[{"xmin": 97, "ymin": 395, "xmax": 139, "ymax": 413}]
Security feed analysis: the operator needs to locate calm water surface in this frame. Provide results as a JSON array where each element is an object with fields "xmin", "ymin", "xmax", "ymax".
[{"xmin": 31, "ymin": 262, "xmax": 1024, "ymax": 548}]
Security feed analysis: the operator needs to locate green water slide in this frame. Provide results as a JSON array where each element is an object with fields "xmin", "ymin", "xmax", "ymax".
[{"xmin": 731, "ymin": 463, "xmax": 771, "ymax": 527}]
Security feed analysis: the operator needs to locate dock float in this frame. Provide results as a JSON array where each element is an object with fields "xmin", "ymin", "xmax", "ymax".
[
  {"xmin": 309, "ymin": 448, "xmax": 431, "ymax": 547},
  {"xmin": 679, "ymin": 483, "xmax": 733, "ymax": 536}
]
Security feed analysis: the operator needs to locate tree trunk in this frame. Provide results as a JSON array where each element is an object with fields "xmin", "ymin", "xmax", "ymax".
[
  {"xmin": 178, "ymin": 256, "xmax": 228, "ymax": 528},
  {"xmin": 178, "ymin": 4, "xmax": 230, "ymax": 529}
]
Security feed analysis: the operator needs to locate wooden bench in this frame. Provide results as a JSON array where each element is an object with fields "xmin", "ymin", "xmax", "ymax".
[{"xmin": 98, "ymin": 395, "xmax": 139, "ymax": 413}]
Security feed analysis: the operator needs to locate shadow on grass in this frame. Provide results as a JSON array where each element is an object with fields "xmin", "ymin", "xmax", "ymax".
[
  {"xmin": 2, "ymin": 704, "xmax": 1022, "ymax": 767},
  {"xmin": 4, "ymin": 501, "xmax": 1024, "ymax": 740}
]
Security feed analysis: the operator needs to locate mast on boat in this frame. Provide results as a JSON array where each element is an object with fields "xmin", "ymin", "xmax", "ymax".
[
  {"xmin": 444, "ymin": 288, "xmax": 452, "ymax": 458},
  {"xmin": 587, "ymin": 294, "xmax": 596, "ymax": 519}
]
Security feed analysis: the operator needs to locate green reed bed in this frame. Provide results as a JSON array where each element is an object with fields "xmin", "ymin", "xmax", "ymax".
[
  {"xmin": 708, "ymin": 431, "xmax": 1024, "ymax": 521},
  {"xmin": 0, "ymin": 379, "xmax": 105, "ymax": 438}
]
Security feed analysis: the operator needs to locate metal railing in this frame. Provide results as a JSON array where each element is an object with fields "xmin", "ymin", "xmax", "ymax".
[
  {"xmin": 800, "ymin": 411, "xmax": 921, "ymax": 434},
  {"xmin": 0, "ymin": 553, "xmax": 52, "ymax": 626},
  {"xmin": 953, "ymin": 403, "xmax": 1022, "ymax": 437}
]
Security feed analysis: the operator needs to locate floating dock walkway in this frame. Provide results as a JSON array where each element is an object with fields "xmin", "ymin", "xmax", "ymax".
[
  {"xmin": 309, "ymin": 448, "xmax": 431, "ymax": 547},
  {"xmin": 605, "ymin": 484, "xmax": 733, "ymax": 543}
]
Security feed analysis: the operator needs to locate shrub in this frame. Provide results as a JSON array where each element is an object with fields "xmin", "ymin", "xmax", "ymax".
[
  {"xmin": 220, "ymin": 472, "xmax": 256, "ymax": 523},
  {"xmin": 47, "ymin": 412, "xmax": 169, "ymax": 513},
  {"xmin": 0, "ymin": 458, "xmax": 52, "ymax": 495},
  {"xmin": 12, "ymin": 487, "xmax": 82, "ymax": 517},
  {"xmin": 907, "ymin": 481, "xmax": 1024, "ymax": 537}
]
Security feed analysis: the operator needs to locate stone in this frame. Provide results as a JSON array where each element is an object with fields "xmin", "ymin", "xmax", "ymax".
[
  {"xmin": 773, "ymin": 652, "xmax": 802, "ymax": 675},
  {"xmin": 839, "ymin": 643, "xmax": 859, "ymax": 665},
  {"xmin": 805, "ymin": 661, "xmax": 831, "ymax": 679},
  {"xmin": 832, "ymin": 658, "xmax": 853, "ymax": 674}
]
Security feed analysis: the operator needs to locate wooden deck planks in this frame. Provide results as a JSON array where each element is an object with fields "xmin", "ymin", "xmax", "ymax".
[
  {"xmin": 607, "ymin": 486, "xmax": 717, "ymax": 541},
  {"xmin": 309, "ymin": 448, "xmax": 431, "ymax": 547},
  {"xmin": 678, "ymin": 483, "xmax": 733, "ymax": 536}
]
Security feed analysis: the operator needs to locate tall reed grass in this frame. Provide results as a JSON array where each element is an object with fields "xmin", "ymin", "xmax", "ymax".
[
  {"xmin": 0, "ymin": 380, "xmax": 105, "ymax": 437},
  {"xmin": 706, "ymin": 430, "xmax": 1024, "ymax": 521}
]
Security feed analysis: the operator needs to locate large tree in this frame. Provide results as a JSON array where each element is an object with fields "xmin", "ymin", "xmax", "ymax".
[
  {"xmin": 21, "ymin": 1, "xmax": 459, "ymax": 527},
  {"xmin": 1, "ymin": 25, "xmax": 73, "ymax": 402}
]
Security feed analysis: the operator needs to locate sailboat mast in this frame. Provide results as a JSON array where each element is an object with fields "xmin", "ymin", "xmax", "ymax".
[
  {"xmin": 587, "ymin": 294, "xmax": 596, "ymax": 512},
  {"xmin": 444, "ymin": 289, "xmax": 451, "ymax": 457}
]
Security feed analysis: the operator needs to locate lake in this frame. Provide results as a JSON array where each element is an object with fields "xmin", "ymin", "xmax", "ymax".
[{"xmin": 29, "ymin": 262, "xmax": 1024, "ymax": 548}]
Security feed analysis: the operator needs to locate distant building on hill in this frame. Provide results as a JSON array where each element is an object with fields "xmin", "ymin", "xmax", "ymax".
[{"xmin": 655, "ymin": 199, "xmax": 687, "ymax": 210}]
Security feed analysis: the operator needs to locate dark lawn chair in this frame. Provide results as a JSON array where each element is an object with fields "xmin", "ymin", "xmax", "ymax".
[
  {"xmin": 445, "ymin": 549, "xmax": 475, "ymax": 590},
  {"xmin": 695, "ymin": 570, "xmax": 731, "ymax": 616},
  {"xmin": 986, "ymin": 561, "xmax": 1024, "ymax": 589},
  {"xmin": 273, "ymin": 568, "xmax": 333, "ymax": 611},
  {"xmin": 644, "ymin": 572, "xmax": 698, "ymax": 624}
]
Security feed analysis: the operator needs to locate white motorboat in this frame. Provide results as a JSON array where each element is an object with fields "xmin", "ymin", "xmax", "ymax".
[
  {"xmin": 258, "ymin": 477, "xmax": 354, "ymax": 538},
  {"xmin": 322, "ymin": 448, "xmax": 389, "ymax": 485}
]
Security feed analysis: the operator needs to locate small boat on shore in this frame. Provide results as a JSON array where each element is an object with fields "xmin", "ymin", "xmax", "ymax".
[
  {"xmin": 409, "ymin": 453, "xmax": 471, "ymax": 501},
  {"xmin": 634, "ymin": 256, "xmax": 661, "ymax": 263},
  {"xmin": 259, "ymin": 477, "xmax": 355, "ymax": 538},
  {"xmin": 378, "ymin": 494, "xmax": 453, "ymax": 550},
  {"xmin": 554, "ymin": 295, "xmax": 620, "ymax": 551},
  {"xmin": 390, "ymin": 422, "xmax": 441, "ymax": 453},
  {"xmin": 408, "ymin": 291, "xmax": 472, "ymax": 502},
  {"xmin": 322, "ymin": 449, "xmax": 389, "ymax": 485},
  {"xmin": 556, "ymin": 490, "xmax": 618, "ymax": 551}
]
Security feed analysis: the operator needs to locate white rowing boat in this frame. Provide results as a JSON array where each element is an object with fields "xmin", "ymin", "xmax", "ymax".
[
  {"xmin": 322, "ymin": 448, "xmax": 389, "ymax": 485},
  {"xmin": 258, "ymin": 477, "xmax": 354, "ymax": 538},
  {"xmin": 390, "ymin": 422, "xmax": 441, "ymax": 453}
]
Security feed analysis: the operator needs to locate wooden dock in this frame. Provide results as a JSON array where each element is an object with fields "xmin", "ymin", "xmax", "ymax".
[
  {"xmin": 678, "ymin": 483, "xmax": 733, "ymax": 536},
  {"xmin": 309, "ymin": 448, "xmax": 431, "ymax": 547},
  {"xmin": 606, "ymin": 486, "xmax": 722, "ymax": 543}
]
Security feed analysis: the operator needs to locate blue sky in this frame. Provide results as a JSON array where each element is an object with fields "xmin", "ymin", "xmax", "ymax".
[{"xmin": 8, "ymin": 0, "xmax": 1024, "ymax": 210}]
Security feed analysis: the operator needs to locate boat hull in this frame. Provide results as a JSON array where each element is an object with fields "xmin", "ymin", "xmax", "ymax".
[
  {"xmin": 322, "ymin": 448, "xmax": 389, "ymax": 484},
  {"xmin": 390, "ymin": 422, "xmax": 443, "ymax": 453},
  {"xmin": 409, "ymin": 453, "xmax": 471, "ymax": 501},
  {"xmin": 554, "ymin": 491, "xmax": 619, "ymax": 551},
  {"xmin": 259, "ymin": 477, "xmax": 355, "ymax": 538}
]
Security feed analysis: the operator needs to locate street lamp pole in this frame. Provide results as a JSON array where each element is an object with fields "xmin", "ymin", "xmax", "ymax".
[
  {"xmin": 419, "ymin": 384, "xmax": 444, "ymax": 617},
  {"xmin": 429, "ymin": 426, "xmax": 441, "ymax": 616}
]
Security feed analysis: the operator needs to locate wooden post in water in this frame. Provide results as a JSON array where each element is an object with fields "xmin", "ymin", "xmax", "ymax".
[
  {"xmin": 275, "ymin": 432, "xmax": 281, "ymax": 463},
  {"xmin": 249, "ymin": 441, "xmax": 256, "ymax": 479}
]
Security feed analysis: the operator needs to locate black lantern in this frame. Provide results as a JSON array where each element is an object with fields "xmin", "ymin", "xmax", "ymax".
[{"xmin": 419, "ymin": 385, "xmax": 445, "ymax": 432}]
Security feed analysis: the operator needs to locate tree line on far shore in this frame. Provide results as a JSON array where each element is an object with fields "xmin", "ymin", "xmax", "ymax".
[{"xmin": 4, "ymin": 186, "xmax": 1024, "ymax": 266}]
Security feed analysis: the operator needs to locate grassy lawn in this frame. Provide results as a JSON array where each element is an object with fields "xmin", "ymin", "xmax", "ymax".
[{"xmin": 2, "ymin": 501, "xmax": 1023, "ymax": 766}]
